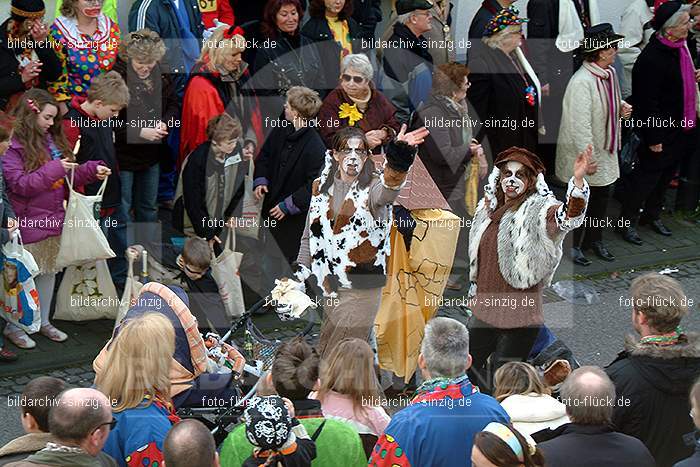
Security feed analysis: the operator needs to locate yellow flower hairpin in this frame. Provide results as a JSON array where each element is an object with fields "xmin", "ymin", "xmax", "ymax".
[{"xmin": 338, "ymin": 103, "xmax": 363, "ymax": 126}]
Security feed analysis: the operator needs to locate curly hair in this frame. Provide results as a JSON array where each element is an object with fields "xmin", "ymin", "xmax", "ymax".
[
  {"xmin": 309, "ymin": 0, "xmax": 353, "ymax": 19},
  {"xmin": 59, "ymin": 0, "xmax": 80, "ymax": 18},
  {"xmin": 431, "ymin": 62, "xmax": 470, "ymax": 97},
  {"xmin": 119, "ymin": 28, "xmax": 166, "ymax": 64},
  {"xmin": 261, "ymin": 0, "xmax": 304, "ymax": 39},
  {"xmin": 12, "ymin": 88, "xmax": 73, "ymax": 172}
]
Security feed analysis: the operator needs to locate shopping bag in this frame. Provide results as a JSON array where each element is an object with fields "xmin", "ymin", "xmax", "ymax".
[
  {"xmin": 54, "ymin": 260, "xmax": 119, "ymax": 321},
  {"xmin": 237, "ymin": 161, "xmax": 264, "ymax": 239},
  {"xmin": 55, "ymin": 170, "xmax": 115, "ymax": 269},
  {"xmin": 114, "ymin": 256, "xmax": 143, "ymax": 330},
  {"xmin": 0, "ymin": 231, "xmax": 41, "ymax": 333},
  {"xmin": 211, "ymin": 228, "xmax": 245, "ymax": 318}
]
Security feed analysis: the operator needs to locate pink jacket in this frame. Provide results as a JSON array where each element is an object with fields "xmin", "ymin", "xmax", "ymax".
[
  {"xmin": 2, "ymin": 137, "xmax": 101, "ymax": 245},
  {"xmin": 312, "ymin": 390, "xmax": 391, "ymax": 437}
]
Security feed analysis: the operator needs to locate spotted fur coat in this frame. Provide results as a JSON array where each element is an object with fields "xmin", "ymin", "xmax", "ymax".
[{"xmin": 468, "ymin": 170, "xmax": 590, "ymax": 297}]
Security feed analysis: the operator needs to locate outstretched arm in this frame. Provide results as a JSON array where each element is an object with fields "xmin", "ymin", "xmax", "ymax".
[{"xmin": 547, "ymin": 145, "xmax": 592, "ymax": 237}]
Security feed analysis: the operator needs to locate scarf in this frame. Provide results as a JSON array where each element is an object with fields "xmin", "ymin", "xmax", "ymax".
[
  {"xmin": 639, "ymin": 326, "xmax": 684, "ymax": 346},
  {"xmin": 657, "ymin": 33, "xmax": 697, "ymax": 131},
  {"xmin": 582, "ymin": 61, "xmax": 622, "ymax": 152}
]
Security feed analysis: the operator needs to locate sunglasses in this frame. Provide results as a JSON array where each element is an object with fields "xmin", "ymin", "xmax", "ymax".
[
  {"xmin": 93, "ymin": 417, "xmax": 117, "ymax": 433},
  {"xmin": 341, "ymin": 74, "xmax": 366, "ymax": 84}
]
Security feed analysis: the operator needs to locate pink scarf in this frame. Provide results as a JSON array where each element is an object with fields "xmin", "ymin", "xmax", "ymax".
[
  {"xmin": 658, "ymin": 33, "xmax": 698, "ymax": 131},
  {"xmin": 583, "ymin": 61, "xmax": 621, "ymax": 153}
]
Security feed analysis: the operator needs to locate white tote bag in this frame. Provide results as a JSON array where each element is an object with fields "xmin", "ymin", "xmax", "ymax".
[
  {"xmin": 54, "ymin": 260, "xmax": 119, "ymax": 321},
  {"xmin": 55, "ymin": 170, "xmax": 115, "ymax": 269},
  {"xmin": 210, "ymin": 228, "xmax": 245, "ymax": 318},
  {"xmin": 114, "ymin": 256, "xmax": 143, "ymax": 330},
  {"xmin": 0, "ymin": 231, "xmax": 41, "ymax": 333},
  {"xmin": 237, "ymin": 161, "xmax": 264, "ymax": 240}
]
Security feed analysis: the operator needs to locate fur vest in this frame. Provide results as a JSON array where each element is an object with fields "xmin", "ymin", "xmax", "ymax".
[
  {"xmin": 307, "ymin": 152, "xmax": 393, "ymax": 296},
  {"xmin": 468, "ymin": 170, "xmax": 589, "ymax": 296}
]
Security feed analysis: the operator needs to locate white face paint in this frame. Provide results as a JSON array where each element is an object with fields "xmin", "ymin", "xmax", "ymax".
[
  {"xmin": 500, "ymin": 161, "xmax": 527, "ymax": 199},
  {"xmin": 338, "ymin": 137, "xmax": 367, "ymax": 177}
]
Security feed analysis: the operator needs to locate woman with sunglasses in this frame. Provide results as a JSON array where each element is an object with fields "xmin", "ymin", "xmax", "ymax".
[
  {"xmin": 317, "ymin": 53, "xmax": 400, "ymax": 151},
  {"xmin": 96, "ymin": 312, "xmax": 180, "ymax": 467},
  {"xmin": 47, "ymin": 0, "xmax": 120, "ymax": 108},
  {"xmin": 556, "ymin": 24, "xmax": 630, "ymax": 267}
]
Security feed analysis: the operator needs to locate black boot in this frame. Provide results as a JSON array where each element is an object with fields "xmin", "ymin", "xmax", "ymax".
[
  {"xmin": 617, "ymin": 220, "xmax": 643, "ymax": 245},
  {"xmin": 591, "ymin": 241, "xmax": 615, "ymax": 262},
  {"xmin": 650, "ymin": 219, "xmax": 672, "ymax": 236},
  {"xmin": 570, "ymin": 247, "xmax": 592, "ymax": 266}
]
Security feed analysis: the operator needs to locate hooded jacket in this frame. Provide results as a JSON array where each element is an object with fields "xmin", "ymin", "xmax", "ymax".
[
  {"xmin": 5, "ymin": 446, "xmax": 117, "ymax": 467},
  {"xmin": 606, "ymin": 332, "xmax": 700, "ymax": 467},
  {"xmin": 500, "ymin": 393, "xmax": 570, "ymax": 436}
]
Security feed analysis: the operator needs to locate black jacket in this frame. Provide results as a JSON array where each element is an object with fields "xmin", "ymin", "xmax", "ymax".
[
  {"xmin": 468, "ymin": 0, "xmax": 502, "ymax": 40},
  {"xmin": 250, "ymin": 31, "xmax": 322, "ymax": 124},
  {"xmin": 533, "ymin": 423, "xmax": 656, "ymax": 467},
  {"xmin": 382, "ymin": 22, "xmax": 434, "ymax": 85},
  {"xmin": 0, "ymin": 19, "xmax": 62, "ymax": 111},
  {"xmin": 631, "ymin": 34, "xmax": 695, "ymax": 168},
  {"xmin": 352, "ymin": 0, "xmax": 383, "ymax": 41},
  {"xmin": 527, "ymin": 0, "xmax": 590, "ymax": 85},
  {"xmin": 467, "ymin": 45, "xmax": 539, "ymax": 158},
  {"xmin": 66, "ymin": 99, "xmax": 121, "ymax": 210},
  {"xmin": 606, "ymin": 333, "xmax": 700, "ymax": 467},
  {"xmin": 113, "ymin": 58, "xmax": 180, "ymax": 172},
  {"xmin": 300, "ymin": 16, "xmax": 364, "ymax": 93},
  {"xmin": 128, "ymin": 0, "xmax": 203, "ymax": 95},
  {"xmin": 412, "ymin": 95, "xmax": 472, "ymax": 202},
  {"xmin": 181, "ymin": 141, "xmax": 247, "ymax": 240},
  {"xmin": 254, "ymin": 125, "xmax": 325, "ymax": 260}
]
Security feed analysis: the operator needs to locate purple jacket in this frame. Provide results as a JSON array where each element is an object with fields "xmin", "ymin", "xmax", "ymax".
[{"xmin": 2, "ymin": 138, "xmax": 101, "ymax": 245}]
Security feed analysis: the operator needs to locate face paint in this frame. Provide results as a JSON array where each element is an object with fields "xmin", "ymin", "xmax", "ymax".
[
  {"xmin": 339, "ymin": 137, "xmax": 367, "ymax": 176},
  {"xmin": 83, "ymin": 7, "xmax": 102, "ymax": 17},
  {"xmin": 500, "ymin": 161, "xmax": 527, "ymax": 199}
]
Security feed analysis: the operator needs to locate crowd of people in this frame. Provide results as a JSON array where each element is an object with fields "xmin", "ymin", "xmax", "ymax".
[{"xmin": 0, "ymin": 0, "xmax": 698, "ymax": 465}]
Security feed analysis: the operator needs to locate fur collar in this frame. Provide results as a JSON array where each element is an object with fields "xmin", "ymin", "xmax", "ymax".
[
  {"xmin": 0, "ymin": 432, "xmax": 53, "ymax": 457},
  {"xmin": 624, "ymin": 332, "xmax": 700, "ymax": 359}
]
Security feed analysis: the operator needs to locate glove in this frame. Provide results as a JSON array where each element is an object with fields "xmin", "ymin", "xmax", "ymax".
[{"xmin": 385, "ymin": 140, "xmax": 416, "ymax": 173}]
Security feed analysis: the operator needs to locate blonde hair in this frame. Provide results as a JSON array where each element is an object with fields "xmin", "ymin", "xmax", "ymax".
[
  {"xmin": 200, "ymin": 27, "xmax": 246, "ymax": 71},
  {"xmin": 119, "ymin": 28, "xmax": 166, "ymax": 64},
  {"xmin": 206, "ymin": 113, "xmax": 242, "ymax": 142},
  {"xmin": 95, "ymin": 313, "xmax": 175, "ymax": 412},
  {"xmin": 493, "ymin": 362, "xmax": 550, "ymax": 402},
  {"xmin": 286, "ymin": 86, "xmax": 322, "ymax": 120},
  {"xmin": 317, "ymin": 338, "xmax": 382, "ymax": 416},
  {"xmin": 629, "ymin": 273, "xmax": 688, "ymax": 333},
  {"xmin": 86, "ymin": 71, "xmax": 130, "ymax": 108}
]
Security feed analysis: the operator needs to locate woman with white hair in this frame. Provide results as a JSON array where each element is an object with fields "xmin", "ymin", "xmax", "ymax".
[
  {"xmin": 178, "ymin": 27, "xmax": 263, "ymax": 169},
  {"xmin": 618, "ymin": 1, "xmax": 698, "ymax": 245},
  {"xmin": 318, "ymin": 53, "xmax": 400, "ymax": 151},
  {"xmin": 468, "ymin": 7, "xmax": 542, "ymax": 160}
]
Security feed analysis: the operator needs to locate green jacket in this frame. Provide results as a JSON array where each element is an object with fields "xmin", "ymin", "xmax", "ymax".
[
  {"xmin": 6, "ymin": 447, "xmax": 117, "ymax": 467},
  {"xmin": 220, "ymin": 417, "xmax": 367, "ymax": 467}
]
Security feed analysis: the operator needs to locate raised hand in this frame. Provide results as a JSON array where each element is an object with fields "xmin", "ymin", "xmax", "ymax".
[
  {"xmin": 573, "ymin": 144, "xmax": 593, "ymax": 186},
  {"xmin": 395, "ymin": 124, "xmax": 429, "ymax": 147}
]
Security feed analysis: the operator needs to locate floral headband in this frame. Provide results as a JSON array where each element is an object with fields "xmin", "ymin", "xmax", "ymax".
[
  {"xmin": 484, "ymin": 6, "xmax": 529, "ymax": 37},
  {"xmin": 26, "ymin": 99, "xmax": 40, "ymax": 114},
  {"xmin": 481, "ymin": 422, "xmax": 537, "ymax": 462}
]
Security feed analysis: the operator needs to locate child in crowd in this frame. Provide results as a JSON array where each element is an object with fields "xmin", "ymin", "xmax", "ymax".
[
  {"xmin": 0, "ymin": 124, "xmax": 19, "ymax": 362},
  {"xmin": 220, "ymin": 337, "xmax": 367, "ymax": 467},
  {"xmin": 312, "ymin": 338, "xmax": 390, "ymax": 437},
  {"xmin": 63, "ymin": 70, "xmax": 130, "ymax": 290},
  {"xmin": 126, "ymin": 236, "xmax": 230, "ymax": 335},
  {"xmin": 472, "ymin": 423, "xmax": 544, "ymax": 467},
  {"xmin": 0, "ymin": 376, "xmax": 65, "ymax": 463},
  {"xmin": 175, "ymin": 113, "xmax": 248, "ymax": 256},
  {"xmin": 242, "ymin": 395, "xmax": 317, "ymax": 467},
  {"xmin": 2, "ymin": 88, "xmax": 110, "ymax": 349}
]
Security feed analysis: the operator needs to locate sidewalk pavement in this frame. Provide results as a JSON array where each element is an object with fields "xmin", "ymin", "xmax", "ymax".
[{"xmin": 1, "ymin": 199, "xmax": 698, "ymax": 377}]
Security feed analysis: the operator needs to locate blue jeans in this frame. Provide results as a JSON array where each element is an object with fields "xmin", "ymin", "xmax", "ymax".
[{"xmin": 121, "ymin": 165, "xmax": 159, "ymax": 224}]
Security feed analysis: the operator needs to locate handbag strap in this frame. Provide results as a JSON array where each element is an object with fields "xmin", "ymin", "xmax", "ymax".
[
  {"xmin": 65, "ymin": 165, "xmax": 75, "ymax": 191},
  {"xmin": 226, "ymin": 225, "xmax": 236, "ymax": 251},
  {"xmin": 94, "ymin": 176, "xmax": 109, "ymax": 197}
]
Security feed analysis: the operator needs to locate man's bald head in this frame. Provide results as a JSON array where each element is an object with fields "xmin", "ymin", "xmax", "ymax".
[
  {"xmin": 164, "ymin": 419, "xmax": 218, "ymax": 467},
  {"xmin": 49, "ymin": 388, "xmax": 112, "ymax": 444},
  {"xmin": 560, "ymin": 366, "xmax": 616, "ymax": 425}
]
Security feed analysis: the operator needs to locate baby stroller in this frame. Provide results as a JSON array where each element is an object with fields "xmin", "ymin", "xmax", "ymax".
[{"xmin": 94, "ymin": 282, "xmax": 246, "ymax": 409}]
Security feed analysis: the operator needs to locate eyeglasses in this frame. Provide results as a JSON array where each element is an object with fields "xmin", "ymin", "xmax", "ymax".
[
  {"xmin": 341, "ymin": 74, "xmax": 366, "ymax": 84},
  {"xmin": 92, "ymin": 417, "xmax": 117, "ymax": 433}
]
